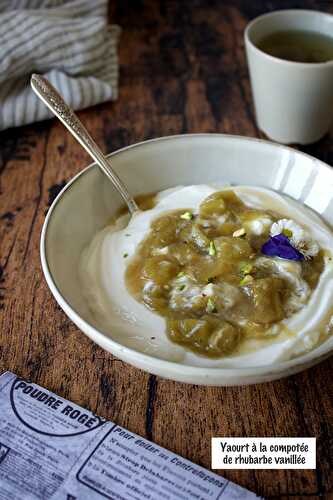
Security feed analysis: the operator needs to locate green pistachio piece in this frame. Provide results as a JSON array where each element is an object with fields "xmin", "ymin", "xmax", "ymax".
[
  {"xmin": 239, "ymin": 262, "xmax": 253, "ymax": 276},
  {"xmin": 208, "ymin": 240, "xmax": 216, "ymax": 256},
  {"xmin": 206, "ymin": 297, "xmax": 217, "ymax": 313},
  {"xmin": 180, "ymin": 211, "xmax": 193, "ymax": 220},
  {"xmin": 239, "ymin": 275, "xmax": 254, "ymax": 286}
]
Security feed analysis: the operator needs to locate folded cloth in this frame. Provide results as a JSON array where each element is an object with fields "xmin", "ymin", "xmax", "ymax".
[{"xmin": 0, "ymin": 0, "xmax": 120, "ymax": 130}]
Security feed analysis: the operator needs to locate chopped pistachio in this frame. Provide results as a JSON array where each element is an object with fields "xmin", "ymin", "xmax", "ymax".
[
  {"xmin": 239, "ymin": 262, "xmax": 253, "ymax": 276},
  {"xmin": 282, "ymin": 228, "xmax": 293, "ymax": 238},
  {"xmin": 123, "ymin": 252, "xmax": 129, "ymax": 258},
  {"xmin": 208, "ymin": 240, "xmax": 216, "ymax": 256},
  {"xmin": 180, "ymin": 211, "xmax": 193, "ymax": 220},
  {"xmin": 206, "ymin": 297, "xmax": 217, "ymax": 313},
  {"xmin": 177, "ymin": 284, "xmax": 186, "ymax": 291},
  {"xmin": 177, "ymin": 271, "xmax": 185, "ymax": 278},
  {"xmin": 233, "ymin": 227, "xmax": 246, "ymax": 238},
  {"xmin": 239, "ymin": 275, "xmax": 254, "ymax": 286}
]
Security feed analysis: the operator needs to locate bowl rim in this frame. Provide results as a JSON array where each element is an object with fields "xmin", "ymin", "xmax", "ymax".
[{"xmin": 41, "ymin": 133, "xmax": 333, "ymax": 379}]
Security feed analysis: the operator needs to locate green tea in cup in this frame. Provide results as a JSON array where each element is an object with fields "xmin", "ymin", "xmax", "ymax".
[
  {"xmin": 257, "ymin": 29, "xmax": 333, "ymax": 63},
  {"xmin": 244, "ymin": 10, "xmax": 333, "ymax": 144}
]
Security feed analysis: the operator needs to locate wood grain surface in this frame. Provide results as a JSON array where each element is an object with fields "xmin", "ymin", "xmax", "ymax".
[{"xmin": 1, "ymin": 1, "xmax": 333, "ymax": 498}]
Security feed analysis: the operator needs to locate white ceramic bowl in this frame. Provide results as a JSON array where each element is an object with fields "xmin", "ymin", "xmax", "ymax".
[{"xmin": 41, "ymin": 134, "xmax": 333, "ymax": 386}]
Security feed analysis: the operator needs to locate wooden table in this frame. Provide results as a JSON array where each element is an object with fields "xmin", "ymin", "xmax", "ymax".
[{"xmin": 1, "ymin": 1, "xmax": 332, "ymax": 498}]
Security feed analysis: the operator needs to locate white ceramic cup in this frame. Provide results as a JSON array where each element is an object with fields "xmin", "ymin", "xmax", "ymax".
[{"xmin": 245, "ymin": 9, "xmax": 333, "ymax": 145}]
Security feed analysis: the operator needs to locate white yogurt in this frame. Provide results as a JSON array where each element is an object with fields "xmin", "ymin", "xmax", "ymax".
[{"xmin": 80, "ymin": 185, "xmax": 333, "ymax": 367}]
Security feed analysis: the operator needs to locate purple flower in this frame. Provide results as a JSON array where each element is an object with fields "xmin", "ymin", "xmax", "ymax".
[{"xmin": 261, "ymin": 234, "xmax": 304, "ymax": 261}]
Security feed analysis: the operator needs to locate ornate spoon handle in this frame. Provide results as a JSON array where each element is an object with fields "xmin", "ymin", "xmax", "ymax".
[{"xmin": 31, "ymin": 74, "xmax": 138, "ymax": 215}]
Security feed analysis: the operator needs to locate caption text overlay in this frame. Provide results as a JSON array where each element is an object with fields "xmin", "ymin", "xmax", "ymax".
[{"xmin": 211, "ymin": 437, "xmax": 316, "ymax": 469}]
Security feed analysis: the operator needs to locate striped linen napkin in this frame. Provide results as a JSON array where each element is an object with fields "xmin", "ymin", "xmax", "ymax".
[{"xmin": 0, "ymin": 0, "xmax": 120, "ymax": 131}]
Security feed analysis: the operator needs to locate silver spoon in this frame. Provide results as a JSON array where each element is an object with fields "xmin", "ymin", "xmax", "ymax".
[{"xmin": 30, "ymin": 74, "xmax": 139, "ymax": 215}]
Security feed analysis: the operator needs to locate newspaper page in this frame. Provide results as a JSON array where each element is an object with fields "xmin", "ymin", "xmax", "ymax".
[{"xmin": 0, "ymin": 372, "xmax": 260, "ymax": 500}]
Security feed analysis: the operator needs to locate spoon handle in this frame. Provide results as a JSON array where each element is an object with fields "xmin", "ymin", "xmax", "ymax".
[{"xmin": 31, "ymin": 74, "xmax": 138, "ymax": 214}]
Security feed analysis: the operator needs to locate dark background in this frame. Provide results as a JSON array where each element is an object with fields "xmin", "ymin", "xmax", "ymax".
[{"xmin": 0, "ymin": 1, "xmax": 333, "ymax": 498}]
